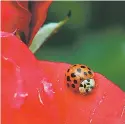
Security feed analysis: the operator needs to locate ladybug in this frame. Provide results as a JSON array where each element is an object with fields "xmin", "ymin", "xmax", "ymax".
[{"xmin": 65, "ymin": 64, "xmax": 95, "ymax": 94}]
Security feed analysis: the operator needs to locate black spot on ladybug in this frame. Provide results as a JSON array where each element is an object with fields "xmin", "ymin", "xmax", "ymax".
[
  {"xmin": 73, "ymin": 64, "xmax": 77, "ymax": 66},
  {"xmin": 84, "ymin": 84, "xmax": 86, "ymax": 88},
  {"xmin": 80, "ymin": 83, "xmax": 83, "ymax": 87},
  {"xmin": 84, "ymin": 72, "xmax": 87, "ymax": 76},
  {"xmin": 67, "ymin": 69, "xmax": 70, "ymax": 72},
  {"xmin": 80, "ymin": 77, "xmax": 84, "ymax": 80},
  {"xmin": 81, "ymin": 65, "xmax": 86, "ymax": 68},
  {"xmin": 88, "ymin": 71, "xmax": 92, "ymax": 75},
  {"xmin": 72, "ymin": 84, "xmax": 75, "ymax": 88},
  {"xmin": 77, "ymin": 68, "xmax": 81, "ymax": 73},
  {"xmin": 87, "ymin": 83, "xmax": 90, "ymax": 85},
  {"xmin": 67, "ymin": 83, "xmax": 70, "ymax": 87},
  {"xmin": 88, "ymin": 67, "xmax": 91, "ymax": 70},
  {"xmin": 67, "ymin": 76, "xmax": 71, "ymax": 81},
  {"xmin": 87, "ymin": 79, "xmax": 90, "ymax": 82},
  {"xmin": 71, "ymin": 73, "xmax": 76, "ymax": 77},
  {"xmin": 86, "ymin": 89, "xmax": 89, "ymax": 93},
  {"xmin": 74, "ymin": 80, "xmax": 77, "ymax": 84}
]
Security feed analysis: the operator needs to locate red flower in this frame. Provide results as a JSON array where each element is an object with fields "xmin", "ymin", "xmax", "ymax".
[{"xmin": 1, "ymin": 1, "xmax": 125, "ymax": 124}]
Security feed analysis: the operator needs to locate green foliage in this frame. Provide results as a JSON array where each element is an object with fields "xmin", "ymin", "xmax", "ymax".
[{"xmin": 35, "ymin": 1, "xmax": 125, "ymax": 91}]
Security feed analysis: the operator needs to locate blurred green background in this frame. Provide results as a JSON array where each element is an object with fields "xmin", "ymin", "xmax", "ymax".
[{"xmin": 35, "ymin": 1, "xmax": 125, "ymax": 91}]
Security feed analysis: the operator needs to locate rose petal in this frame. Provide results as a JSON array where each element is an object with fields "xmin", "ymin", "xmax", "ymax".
[
  {"xmin": 1, "ymin": 1, "xmax": 52, "ymax": 44},
  {"xmin": 28, "ymin": 1, "xmax": 52, "ymax": 46},
  {"xmin": 38, "ymin": 61, "xmax": 125, "ymax": 124},
  {"xmin": 1, "ymin": 33, "xmax": 125, "ymax": 124},
  {"xmin": 1, "ymin": 32, "xmax": 50, "ymax": 124},
  {"xmin": 16, "ymin": 1, "xmax": 29, "ymax": 10},
  {"xmin": 1, "ymin": 1, "xmax": 31, "ymax": 40}
]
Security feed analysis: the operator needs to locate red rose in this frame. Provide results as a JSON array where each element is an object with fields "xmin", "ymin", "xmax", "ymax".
[{"xmin": 1, "ymin": 1, "xmax": 125, "ymax": 124}]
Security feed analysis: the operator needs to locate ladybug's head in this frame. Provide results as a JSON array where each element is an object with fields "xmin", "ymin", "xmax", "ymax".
[{"xmin": 79, "ymin": 78, "xmax": 95, "ymax": 94}]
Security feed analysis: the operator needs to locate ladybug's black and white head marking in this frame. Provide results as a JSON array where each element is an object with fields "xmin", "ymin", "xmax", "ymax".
[{"xmin": 79, "ymin": 78, "xmax": 95, "ymax": 94}]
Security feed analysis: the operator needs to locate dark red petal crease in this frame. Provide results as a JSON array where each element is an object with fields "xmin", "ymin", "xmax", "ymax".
[{"xmin": 16, "ymin": 1, "xmax": 29, "ymax": 10}]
